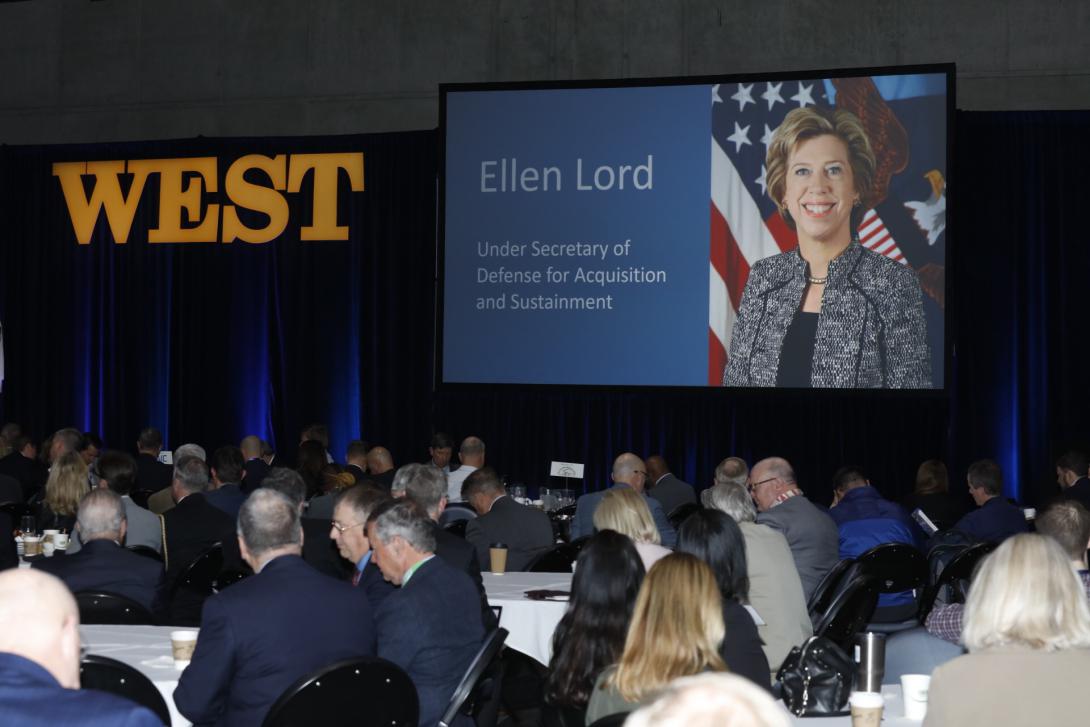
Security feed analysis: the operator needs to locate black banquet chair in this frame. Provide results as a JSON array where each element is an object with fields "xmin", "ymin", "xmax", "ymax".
[
  {"xmin": 855, "ymin": 543, "xmax": 929, "ymax": 631},
  {"xmin": 807, "ymin": 558, "xmax": 856, "ymax": 624},
  {"xmin": 81, "ymin": 654, "xmax": 172, "ymax": 725},
  {"xmin": 527, "ymin": 538, "xmax": 587, "ymax": 573},
  {"xmin": 127, "ymin": 545, "xmax": 164, "ymax": 562},
  {"xmin": 439, "ymin": 627, "xmax": 509, "ymax": 727},
  {"xmin": 444, "ymin": 519, "xmax": 470, "ymax": 539},
  {"xmin": 666, "ymin": 502, "xmax": 701, "ymax": 531},
  {"xmin": 263, "ymin": 657, "xmax": 418, "ymax": 727},
  {"xmin": 75, "ymin": 591, "xmax": 154, "ymax": 626},
  {"xmin": 917, "ymin": 541, "xmax": 998, "ymax": 623},
  {"xmin": 813, "ymin": 573, "xmax": 881, "ymax": 650}
]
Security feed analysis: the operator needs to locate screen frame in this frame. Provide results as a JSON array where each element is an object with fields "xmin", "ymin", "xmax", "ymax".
[{"xmin": 435, "ymin": 62, "xmax": 955, "ymax": 396}]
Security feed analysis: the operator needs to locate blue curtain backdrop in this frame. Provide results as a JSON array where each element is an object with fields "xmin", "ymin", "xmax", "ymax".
[{"xmin": 0, "ymin": 112, "xmax": 1086, "ymax": 507}]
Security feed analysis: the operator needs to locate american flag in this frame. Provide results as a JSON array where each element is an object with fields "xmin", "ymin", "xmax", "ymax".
[{"xmin": 708, "ymin": 78, "xmax": 909, "ymax": 385}]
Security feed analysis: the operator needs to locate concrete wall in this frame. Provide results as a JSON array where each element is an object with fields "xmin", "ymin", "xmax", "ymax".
[{"xmin": 1, "ymin": 0, "xmax": 1088, "ymax": 144}]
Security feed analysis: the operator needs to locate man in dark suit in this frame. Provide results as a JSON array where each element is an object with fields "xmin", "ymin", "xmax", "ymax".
[
  {"xmin": 427, "ymin": 431, "xmax": 455, "ymax": 472},
  {"xmin": 345, "ymin": 439, "xmax": 370, "ymax": 484},
  {"xmin": 134, "ymin": 426, "xmax": 173, "ymax": 498},
  {"xmin": 367, "ymin": 446, "xmax": 397, "ymax": 491},
  {"xmin": 0, "ymin": 569, "xmax": 162, "ymax": 726},
  {"xmin": 368, "ymin": 500, "xmax": 484, "ymax": 727},
  {"xmin": 204, "ymin": 445, "xmax": 247, "ymax": 519},
  {"xmin": 175, "ymin": 489, "xmax": 376, "ymax": 727},
  {"xmin": 240, "ymin": 435, "xmax": 270, "ymax": 494},
  {"xmin": 162, "ymin": 456, "xmax": 239, "ymax": 624},
  {"xmin": 0, "ymin": 434, "xmax": 47, "ymax": 502},
  {"xmin": 463, "ymin": 467, "xmax": 554, "ymax": 571},
  {"xmin": 68, "ymin": 450, "xmax": 162, "ymax": 555},
  {"xmin": 260, "ymin": 467, "xmax": 350, "ymax": 580},
  {"xmin": 33, "ymin": 489, "xmax": 165, "ymax": 615},
  {"xmin": 400, "ymin": 463, "xmax": 495, "ymax": 629},
  {"xmin": 952, "ymin": 459, "xmax": 1029, "ymax": 544},
  {"xmin": 570, "ymin": 453, "xmax": 678, "ymax": 547},
  {"xmin": 1057, "ymin": 450, "xmax": 1090, "ymax": 512},
  {"xmin": 330, "ymin": 483, "xmax": 395, "ymax": 609},
  {"xmin": 645, "ymin": 455, "xmax": 698, "ymax": 518}
]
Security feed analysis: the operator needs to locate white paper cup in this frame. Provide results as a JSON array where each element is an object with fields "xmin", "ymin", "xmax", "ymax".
[
  {"xmin": 170, "ymin": 630, "xmax": 199, "ymax": 669},
  {"xmin": 900, "ymin": 674, "xmax": 931, "ymax": 720},
  {"xmin": 42, "ymin": 542, "xmax": 55, "ymax": 557},
  {"xmin": 42, "ymin": 529, "xmax": 60, "ymax": 544},
  {"xmin": 53, "ymin": 533, "xmax": 69, "ymax": 549},
  {"xmin": 849, "ymin": 691, "xmax": 884, "ymax": 727}
]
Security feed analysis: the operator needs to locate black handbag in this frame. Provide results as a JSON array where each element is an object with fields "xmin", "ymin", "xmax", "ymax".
[{"xmin": 776, "ymin": 635, "xmax": 853, "ymax": 716}]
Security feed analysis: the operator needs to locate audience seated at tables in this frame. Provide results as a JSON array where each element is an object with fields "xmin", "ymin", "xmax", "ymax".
[
  {"xmin": 462, "ymin": 466, "xmax": 555, "ymax": 571},
  {"xmin": 400, "ymin": 462, "xmax": 495, "ymax": 630},
  {"xmin": 366, "ymin": 446, "xmax": 397, "ymax": 491},
  {"xmin": 585, "ymin": 553, "xmax": 726, "ymax": 724},
  {"xmin": 68, "ymin": 450, "xmax": 162, "ymax": 554},
  {"xmin": 949, "ymin": 459, "xmax": 1028, "ymax": 544},
  {"xmin": 592, "ymin": 486, "xmax": 672, "ymax": 571},
  {"xmin": 161, "ymin": 455, "xmax": 239, "ymax": 624},
  {"xmin": 147, "ymin": 442, "xmax": 205, "ymax": 515},
  {"xmin": 203, "ymin": 446, "xmax": 246, "ymax": 519},
  {"xmin": 345, "ymin": 439, "xmax": 370, "ymax": 484},
  {"xmin": 134, "ymin": 427, "xmax": 173, "ymax": 506},
  {"xmin": 570, "ymin": 453, "xmax": 677, "ymax": 548},
  {"xmin": 239, "ymin": 435, "xmax": 269, "ymax": 494},
  {"xmin": 900, "ymin": 459, "xmax": 966, "ymax": 533},
  {"xmin": 175, "ymin": 489, "xmax": 376, "ymax": 727},
  {"xmin": 545, "ymin": 530, "xmax": 646, "ymax": 725},
  {"xmin": 34, "ymin": 489, "xmax": 165, "ymax": 615},
  {"xmin": 924, "ymin": 533, "xmax": 1090, "ymax": 726},
  {"xmin": 447, "ymin": 436, "xmax": 486, "ymax": 503},
  {"xmin": 259, "ymin": 467, "xmax": 350, "ymax": 580},
  {"xmin": 329, "ymin": 482, "xmax": 395, "ymax": 609},
  {"xmin": 927, "ymin": 499, "xmax": 1090, "ymax": 644},
  {"xmin": 702, "ymin": 460, "xmax": 812, "ymax": 676},
  {"xmin": 0, "ymin": 569, "xmax": 161, "ymax": 726},
  {"xmin": 35, "ymin": 450, "xmax": 86, "ymax": 534},
  {"xmin": 1057, "ymin": 450, "xmax": 1090, "ymax": 512},
  {"xmin": 367, "ymin": 499, "xmax": 485, "ymax": 727},
  {"xmin": 829, "ymin": 465, "xmax": 922, "ymax": 620},
  {"xmin": 624, "ymin": 672, "xmax": 789, "ymax": 727},
  {"xmin": 748, "ymin": 457, "xmax": 839, "ymax": 600},
  {"xmin": 677, "ymin": 510, "xmax": 771, "ymax": 690},
  {"xmin": 644, "ymin": 455, "xmax": 697, "ymax": 517},
  {"xmin": 0, "ymin": 430, "xmax": 47, "ymax": 501},
  {"xmin": 428, "ymin": 431, "xmax": 455, "ymax": 472}
]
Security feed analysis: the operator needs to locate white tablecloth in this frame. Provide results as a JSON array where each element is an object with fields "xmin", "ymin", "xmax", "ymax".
[
  {"xmin": 483, "ymin": 572, "xmax": 572, "ymax": 666},
  {"xmin": 785, "ymin": 685, "xmax": 922, "ymax": 726},
  {"xmin": 81, "ymin": 624, "xmax": 191, "ymax": 727}
]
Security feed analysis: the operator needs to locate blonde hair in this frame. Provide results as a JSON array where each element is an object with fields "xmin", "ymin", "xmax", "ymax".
[
  {"xmin": 765, "ymin": 106, "xmax": 877, "ymax": 229},
  {"xmin": 625, "ymin": 672, "xmax": 789, "ymax": 727},
  {"xmin": 593, "ymin": 487, "xmax": 660, "ymax": 545},
  {"xmin": 44, "ymin": 451, "xmax": 88, "ymax": 517},
  {"xmin": 604, "ymin": 553, "xmax": 726, "ymax": 702},
  {"xmin": 962, "ymin": 533, "xmax": 1090, "ymax": 652}
]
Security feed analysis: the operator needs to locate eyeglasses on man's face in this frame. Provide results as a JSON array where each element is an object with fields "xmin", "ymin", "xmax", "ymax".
[
  {"xmin": 330, "ymin": 520, "xmax": 365, "ymax": 534},
  {"xmin": 747, "ymin": 476, "xmax": 780, "ymax": 493}
]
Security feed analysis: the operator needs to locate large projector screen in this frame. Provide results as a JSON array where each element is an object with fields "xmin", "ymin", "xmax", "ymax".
[{"xmin": 440, "ymin": 65, "xmax": 951, "ymax": 389}]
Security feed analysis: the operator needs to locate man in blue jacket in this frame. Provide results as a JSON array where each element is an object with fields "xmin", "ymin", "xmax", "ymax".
[
  {"xmin": 175, "ymin": 488, "xmax": 376, "ymax": 727},
  {"xmin": 829, "ymin": 466, "xmax": 922, "ymax": 620},
  {"xmin": 951, "ymin": 459, "xmax": 1028, "ymax": 544},
  {"xmin": 0, "ymin": 569, "xmax": 161, "ymax": 726},
  {"xmin": 570, "ymin": 452, "xmax": 677, "ymax": 547}
]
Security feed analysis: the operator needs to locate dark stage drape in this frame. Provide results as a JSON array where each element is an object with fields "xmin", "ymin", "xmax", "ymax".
[{"xmin": 0, "ymin": 111, "xmax": 1087, "ymax": 508}]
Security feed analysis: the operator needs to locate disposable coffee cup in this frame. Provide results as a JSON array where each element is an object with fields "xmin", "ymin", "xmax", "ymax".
[
  {"xmin": 23, "ymin": 536, "xmax": 42, "ymax": 557},
  {"xmin": 900, "ymin": 674, "xmax": 931, "ymax": 720},
  {"xmin": 849, "ymin": 691, "xmax": 884, "ymax": 727},
  {"xmin": 489, "ymin": 543, "xmax": 508, "ymax": 575},
  {"xmin": 42, "ymin": 542, "xmax": 55, "ymax": 557},
  {"xmin": 54, "ymin": 533, "xmax": 69, "ymax": 549},
  {"xmin": 42, "ymin": 529, "xmax": 60, "ymax": 544},
  {"xmin": 170, "ymin": 630, "xmax": 199, "ymax": 669}
]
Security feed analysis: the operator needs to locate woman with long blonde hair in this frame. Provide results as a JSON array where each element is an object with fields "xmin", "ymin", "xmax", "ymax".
[
  {"xmin": 593, "ymin": 486, "xmax": 672, "ymax": 570},
  {"xmin": 37, "ymin": 451, "xmax": 88, "ymax": 532},
  {"xmin": 585, "ymin": 552, "xmax": 726, "ymax": 724}
]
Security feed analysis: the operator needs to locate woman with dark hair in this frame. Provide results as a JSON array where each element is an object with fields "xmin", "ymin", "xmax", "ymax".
[
  {"xmin": 677, "ymin": 510, "xmax": 771, "ymax": 690},
  {"xmin": 295, "ymin": 439, "xmax": 326, "ymax": 500},
  {"xmin": 544, "ymin": 530, "xmax": 646, "ymax": 725},
  {"xmin": 901, "ymin": 459, "xmax": 966, "ymax": 532}
]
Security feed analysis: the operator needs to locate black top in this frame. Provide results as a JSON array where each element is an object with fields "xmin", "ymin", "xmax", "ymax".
[
  {"xmin": 776, "ymin": 311, "xmax": 819, "ymax": 388},
  {"xmin": 720, "ymin": 599, "xmax": 772, "ymax": 691}
]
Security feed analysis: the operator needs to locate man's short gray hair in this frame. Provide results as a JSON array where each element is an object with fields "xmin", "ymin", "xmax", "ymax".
[
  {"xmin": 702, "ymin": 482, "xmax": 757, "ymax": 523},
  {"xmin": 52, "ymin": 428, "xmax": 84, "ymax": 456},
  {"xmin": 77, "ymin": 489, "xmax": 126, "ymax": 540},
  {"xmin": 238, "ymin": 488, "xmax": 302, "ymax": 557},
  {"xmin": 714, "ymin": 457, "xmax": 749, "ymax": 487},
  {"xmin": 174, "ymin": 443, "xmax": 207, "ymax": 462},
  {"xmin": 370, "ymin": 500, "xmax": 436, "ymax": 553},
  {"xmin": 391, "ymin": 462, "xmax": 426, "ymax": 496},
  {"xmin": 403, "ymin": 465, "xmax": 447, "ymax": 514},
  {"xmin": 174, "ymin": 455, "xmax": 210, "ymax": 494},
  {"xmin": 260, "ymin": 468, "xmax": 307, "ymax": 506},
  {"xmin": 459, "ymin": 437, "xmax": 485, "ymax": 456}
]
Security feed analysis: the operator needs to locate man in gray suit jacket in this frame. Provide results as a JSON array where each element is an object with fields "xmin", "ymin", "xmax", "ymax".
[
  {"xmin": 749, "ymin": 457, "xmax": 838, "ymax": 600},
  {"xmin": 569, "ymin": 453, "xmax": 677, "ymax": 547},
  {"xmin": 462, "ymin": 467, "xmax": 555, "ymax": 571},
  {"xmin": 69, "ymin": 450, "xmax": 162, "ymax": 554},
  {"xmin": 645, "ymin": 455, "xmax": 697, "ymax": 517}
]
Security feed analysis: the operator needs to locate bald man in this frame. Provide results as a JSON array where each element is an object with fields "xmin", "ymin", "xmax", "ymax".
[
  {"xmin": 569, "ymin": 453, "xmax": 677, "ymax": 547},
  {"xmin": 366, "ymin": 446, "xmax": 396, "ymax": 491},
  {"xmin": 0, "ymin": 570, "xmax": 161, "ymax": 725},
  {"xmin": 645, "ymin": 455, "xmax": 697, "ymax": 517},
  {"xmin": 446, "ymin": 436, "xmax": 485, "ymax": 503},
  {"xmin": 749, "ymin": 457, "xmax": 839, "ymax": 599}
]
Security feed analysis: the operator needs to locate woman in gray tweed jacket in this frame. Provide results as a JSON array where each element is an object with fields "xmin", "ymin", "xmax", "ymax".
[{"xmin": 723, "ymin": 106, "xmax": 931, "ymax": 389}]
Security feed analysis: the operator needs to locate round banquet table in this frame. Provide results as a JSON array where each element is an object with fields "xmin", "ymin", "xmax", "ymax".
[
  {"xmin": 784, "ymin": 684, "xmax": 922, "ymax": 725},
  {"xmin": 482, "ymin": 571, "xmax": 573, "ymax": 665}
]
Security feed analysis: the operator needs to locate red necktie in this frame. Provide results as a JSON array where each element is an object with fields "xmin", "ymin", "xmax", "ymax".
[{"xmin": 352, "ymin": 569, "xmax": 362, "ymax": 586}]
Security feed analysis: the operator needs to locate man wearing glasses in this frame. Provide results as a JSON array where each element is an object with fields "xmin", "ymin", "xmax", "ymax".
[
  {"xmin": 330, "ymin": 484, "xmax": 395, "ymax": 610},
  {"xmin": 749, "ymin": 457, "xmax": 838, "ymax": 600},
  {"xmin": 570, "ymin": 452, "xmax": 677, "ymax": 547}
]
